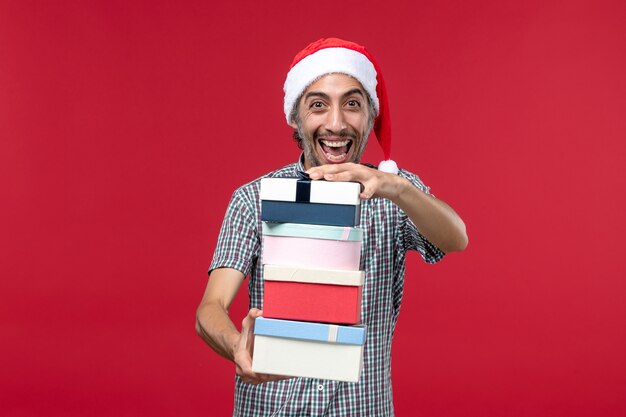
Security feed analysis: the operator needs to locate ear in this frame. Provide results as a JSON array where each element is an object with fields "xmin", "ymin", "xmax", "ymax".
[{"xmin": 288, "ymin": 118, "xmax": 298, "ymax": 129}]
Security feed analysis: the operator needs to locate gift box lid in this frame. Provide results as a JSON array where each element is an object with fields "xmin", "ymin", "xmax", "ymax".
[
  {"xmin": 254, "ymin": 317, "xmax": 366, "ymax": 345},
  {"xmin": 264, "ymin": 265, "xmax": 364, "ymax": 286},
  {"xmin": 260, "ymin": 178, "xmax": 361, "ymax": 205},
  {"xmin": 262, "ymin": 222, "xmax": 363, "ymax": 241}
]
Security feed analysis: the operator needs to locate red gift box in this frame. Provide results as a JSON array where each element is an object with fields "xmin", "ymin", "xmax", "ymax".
[{"xmin": 262, "ymin": 265, "xmax": 364, "ymax": 324}]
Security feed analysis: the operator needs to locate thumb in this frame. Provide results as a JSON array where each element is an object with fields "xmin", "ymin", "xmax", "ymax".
[{"xmin": 241, "ymin": 309, "xmax": 263, "ymax": 348}]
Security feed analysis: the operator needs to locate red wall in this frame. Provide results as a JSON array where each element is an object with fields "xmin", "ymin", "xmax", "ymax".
[{"xmin": 1, "ymin": 0, "xmax": 625, "ymax": 415}]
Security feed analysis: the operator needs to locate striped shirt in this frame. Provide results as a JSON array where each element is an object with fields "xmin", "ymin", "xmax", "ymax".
[{"xmin": 210, "ymin": 157, "xmax": 444, "ymax": 416}]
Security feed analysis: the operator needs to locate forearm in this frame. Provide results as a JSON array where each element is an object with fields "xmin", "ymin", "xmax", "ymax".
[
  {"xmin": 307, "ymin": 163, "xmax": 468, "ymax": 253},
  {"xmin": 392, "ymin": 176, "xmax": 468, "ymax": 253},
  {"xmin": 196, "ymin": 301, "xmax": 240, "ymax": 361},
  {"xmin": 196, "ymin": 270, "xmax": 279, "ymax": 384},
  {"xmin": 195, "ymin": 268, "xmax": 246, "ymax": 361}
]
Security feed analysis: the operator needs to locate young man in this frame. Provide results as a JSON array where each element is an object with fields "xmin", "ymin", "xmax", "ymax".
[{"xmin": 196, "ymin": 38, "xmax": 467, "ymax": 416}]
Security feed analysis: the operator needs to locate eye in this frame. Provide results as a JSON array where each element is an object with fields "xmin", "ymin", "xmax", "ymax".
[
  {"xmin": 346, "ymin": 99, "xmax": 361, "ymax": 108},
  {"xmin": 310, "ymin": 101, "xmax": 325, "ymax": 110}
]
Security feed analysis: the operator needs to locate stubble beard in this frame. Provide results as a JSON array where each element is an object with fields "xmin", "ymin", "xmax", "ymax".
[{"xmin": 298, "ymin": 125, "xmax": 371, "ymax": 168}]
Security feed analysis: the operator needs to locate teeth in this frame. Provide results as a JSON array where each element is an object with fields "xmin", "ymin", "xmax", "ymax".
[
  {"xmin": 325, "ymin": 152, "xmax": 347, "ymax": 161},
  {"xmin": 321, "ymin": 140, "xmax": 350, "ymax": 147}
]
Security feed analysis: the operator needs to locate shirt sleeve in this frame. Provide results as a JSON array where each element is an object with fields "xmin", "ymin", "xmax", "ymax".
[
  {"xmin": 209, "ymin": 188, "xmax": 260, "ymax": 277},
  {"xmin": 399, "ymin": 170, "xmax": 446, "ymax": 264}
]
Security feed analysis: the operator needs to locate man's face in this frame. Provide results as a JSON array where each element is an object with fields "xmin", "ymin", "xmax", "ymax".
[{"xmin": 292, "ymin": 73, "xmax": 374, "ymax": 169}]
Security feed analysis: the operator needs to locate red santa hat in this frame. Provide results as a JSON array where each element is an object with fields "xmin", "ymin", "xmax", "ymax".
[{"xmin": 283, "ymin": 37, "xmax": 398, "ymax": 174}]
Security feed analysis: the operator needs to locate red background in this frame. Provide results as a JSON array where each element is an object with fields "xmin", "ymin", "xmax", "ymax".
[{"xmin": 1, "ymin": 0, "xmax": 625, "ymax": 416}]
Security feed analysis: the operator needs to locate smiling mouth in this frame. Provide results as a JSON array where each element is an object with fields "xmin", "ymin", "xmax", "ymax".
[{"xmin": 318, "ymin": 139, "xmax": 353, "ymax": 162}]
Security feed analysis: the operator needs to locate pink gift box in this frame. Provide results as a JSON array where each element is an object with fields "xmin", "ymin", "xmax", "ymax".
[{"xmin": 262, "ymin": 223, "xmax": 362, "ymax": 271}]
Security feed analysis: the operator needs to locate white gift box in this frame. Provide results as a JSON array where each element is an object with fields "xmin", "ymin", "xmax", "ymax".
[
  {"xmin": 260, "ymin": 178, "xmax": 361, "ymax": 226},
  {"xmin": 252, "ymin": 317, "xmax": 366, "ymax": 383},
  {"xmin": 260, "ymin": 177, "xmax": 361, "ymax": 205}
]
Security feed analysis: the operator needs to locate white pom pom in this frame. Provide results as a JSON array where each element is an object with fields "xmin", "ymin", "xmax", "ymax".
[{"xmin": 378, "ymin": 159, "xmax": 398, "ymax": 174}]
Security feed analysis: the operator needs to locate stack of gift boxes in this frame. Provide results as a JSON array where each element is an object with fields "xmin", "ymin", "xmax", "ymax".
[{"xmin": 251, "ymin": 176, "xmax": 367, "ymax": 383}]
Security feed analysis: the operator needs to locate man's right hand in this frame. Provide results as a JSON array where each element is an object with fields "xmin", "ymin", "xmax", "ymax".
[
  {"xmin": 233, "ymin": 308, "xmax": 290, "ymax": 385},
  {"xmin": 196, "ymin": 268, "xmax": 291, "ymax": 384}
]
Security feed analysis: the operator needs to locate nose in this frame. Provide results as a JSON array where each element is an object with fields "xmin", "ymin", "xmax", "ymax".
[{"xmin": 324, "ymin": 106, "xmax": 346, "ymax": 133}]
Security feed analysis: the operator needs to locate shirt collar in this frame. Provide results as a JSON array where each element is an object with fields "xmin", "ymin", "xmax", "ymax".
[{"xmin": 295, "ymin": 153, "xmax": 306, "ymax": 173}]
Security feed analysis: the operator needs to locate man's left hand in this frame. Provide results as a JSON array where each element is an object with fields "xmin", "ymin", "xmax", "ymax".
[
  {"xmin": 306, "ymin": 162, "xmax": 403, "ymax": 201},
  {"xmin": 307, "ymin": 162, "xmax": 468, "ymax": 253}
]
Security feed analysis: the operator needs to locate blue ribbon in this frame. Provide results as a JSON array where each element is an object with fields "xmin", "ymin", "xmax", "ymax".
[{"xmin": 293, "ymin": 170, "xmax": 311, "ymax": 203}]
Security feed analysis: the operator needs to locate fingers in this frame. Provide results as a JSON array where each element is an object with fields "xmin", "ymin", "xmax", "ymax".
[
  {"xmin": 236, "ymin": 365, "xmax": 292, "ymax": 385},
  {"xmin": 234, "ymin": 308, "xmax": 268, "ymax": 384},
  {"xmin": 246, "ymin": 308, "xmax": 263, "ymax": 321},
  {"xmin": 307, "ymin": 163, "xmax": 372, "ymax": 186},
  {"xmin": 235, "ymin": 362, "xmax": 268, "ymax": 384},
  {"xmin": 235, "ymin": 342, "xmax": 291, "ymax": 385},
  {"xmin": 307, "ymin": 164, "xmax": 383, "ymax": 199},
  {"xmin": 240, "ymin": 309, "xmax": 262, "ymax": 337},
  {"xmin": 360, "ymin": 183, "xmax": 376, "ymax": 199},
  {"xmin": 307, "ymin": 163, "xmax": 401, "ymax": 200},
  {"xmin": 235, "ymin": 309, "xmax": 292, "ymax": 384},
  {"xmin": 306, "ymin": 163, "xmax": 360, "ymax": 180}
]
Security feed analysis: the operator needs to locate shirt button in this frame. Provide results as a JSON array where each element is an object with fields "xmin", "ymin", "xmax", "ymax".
[{"xmin": 317, "ymin": 384, "xmax": 324, "ymax": 391}]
